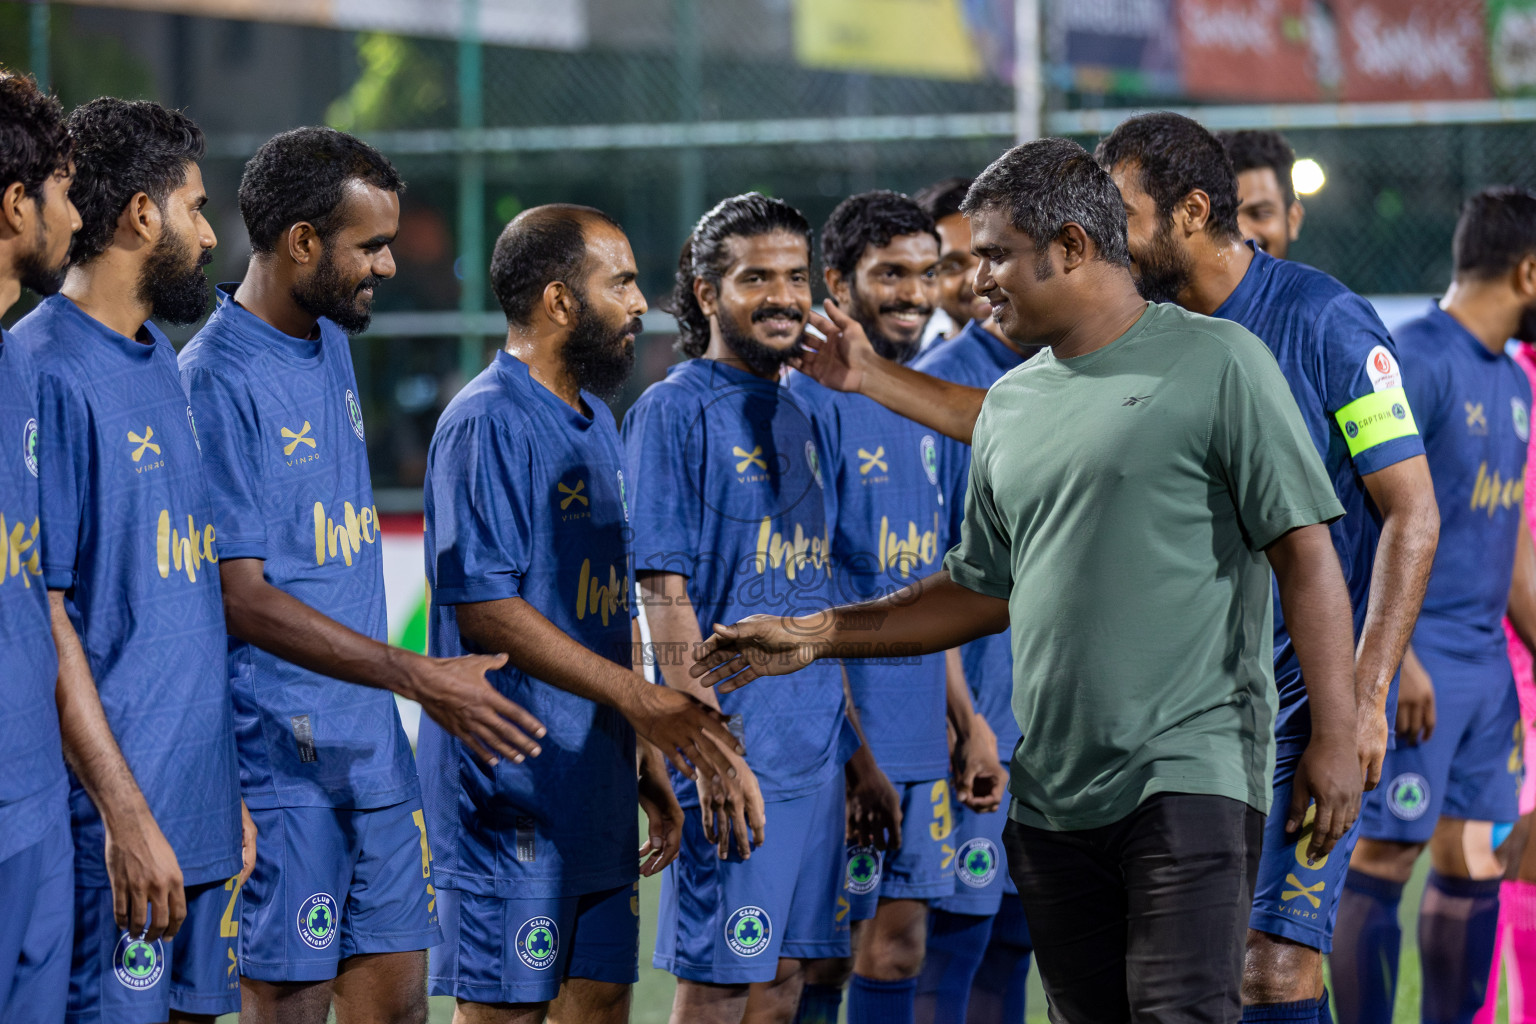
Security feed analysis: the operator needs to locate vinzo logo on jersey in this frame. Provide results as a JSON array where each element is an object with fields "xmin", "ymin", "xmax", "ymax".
[
  {"xmin": 956, "ymin": 837, "xmax": 1000, "ymax": 889},
  {"xmin": 725, "ymin": 906, "xmax": 772, "ymax": 957},
  {"xmin": 128, "ymin": 425, "xmax": 163, "ymax": 473},
  {"xmin": 920, "ymin": 434, "xmax": 938, "ymax": 485},
  {"xmin": 22, "ymin": 416, "xmax": 38, "ymax": 477},
  {"xmin": 515, "ymin": 916, "xmax": 559, "ymax": 970},
  {"xmin": 1387, "ymin": 773, "xmax": 1430, "ymax": 821},
  {"xmin": 113, "ymin": 933, "xmax": 165, "ymax": 990},
  {"xmin": 845, "ymin": 845, "xmax": 881, "ymax": 895},
  {"xmin": 186, "ymin": 406, "xmax": 200, "ymax": 453},
  {"xmin": 805, "ymin": 440, "xmax": 824, "ymax": 489},
  {"xmin": 1515, "ymin": 397, "xmax": 1530, "ymax": 443},
  {"xmin": 345, "ymin": 389, "xmax": 365, "ymax": 442},
  {"xmin": 297, "ymin": 893, "xmax": 339, "ymax": 950}
]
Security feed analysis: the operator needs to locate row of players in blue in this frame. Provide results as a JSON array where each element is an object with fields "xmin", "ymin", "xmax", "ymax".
[{"xmin": 1, "ymin": 70, "xmax": 1534, "ymax": 1024}]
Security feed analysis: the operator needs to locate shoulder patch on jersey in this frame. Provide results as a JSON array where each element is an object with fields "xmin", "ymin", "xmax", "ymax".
[
  {"xmin": 22, "ymin": 416, "xmax": 37, "ymax": 477},
  {"xmin": 1365, "ymin": 345, "xmax": 1401, "ymax": 393}
]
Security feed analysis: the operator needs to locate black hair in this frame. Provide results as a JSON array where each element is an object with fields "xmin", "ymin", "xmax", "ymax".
[
  {"xmin": 1095, "ymin": 112, "xmax": 1241, "ymax": 241},
  {"xmin": 238, "ymin": 126, "xmax": 403, "ymax": 255},
  {"xmin": 913, "ymin": 177, "xmax": 973, "ymax": 224},
  {"xmin": 490, "ymin": 203, "xmax": 621, "ymax": 327},
  {"xmin": 820, "ymin": 190, "xmax": 940, "ymax": 280},
  {"xmin": 670, "ymin": 192, "xmax": 811, "ymax": 358},
  {"xmin": 961, "ymin": 137, "xmax": 1131, "ymax": 268},
  {"xmin": 0, "ymin": 70, "xmax": 70, "ymax": 202},
  {"xmin": 1216, "ymin": 129, "xmax": 1297, "ymax": 208},
  {"xmin": 1453, "ymin": 187, "xmax": 1536, "ymax": 280},
  {"xmin": 64, "ymin": 98, "xmax": 204, "ymax": 266}
]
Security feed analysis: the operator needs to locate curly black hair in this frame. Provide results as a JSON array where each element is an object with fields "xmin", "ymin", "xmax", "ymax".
[
  {"xmin": 238, "ymin": 126, "xmax": 404, "ymax": 255},
  {"xmin": 490, "ymin": 203, "xmax": 621, "ymax": 327},
  {"xmin": 1095, "ymin": 112, "xmax": 1241, "ymax": 242},
  {"xmin": 64, "ymin": 98, "xmax": 204, "ymax": 267},
  {"xmin": 962, "ymin": 138, "xmax": 1130, "ymax": 269},
  {"xmin": 913, "ymin": 177, "xmax": 973, "ymax": 224},
  {"xmin": 820, "ymin": 190, "xmax": 939, "ymax": 280},
  {"xmin": 1216, "ymin": 129, "xmax": 1297, "ymax": 208},
  {"xmin": 0, "ymin": 70, "xmax": 71, "ymax": 201},
  {"xmin": 670, "ymin": 193, "xmax": 811, "ymax": 358},
  {"xmin": 1453, "ymin": 186, "xmax": 1536, "ymax": 280}
]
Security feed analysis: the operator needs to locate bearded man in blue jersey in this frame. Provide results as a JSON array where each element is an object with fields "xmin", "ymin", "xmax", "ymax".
[
  {"xmin": 178, "ymin": 128, "xmax": 550, "ymax": 1024},
  {"xmin": 422, "ymin": 204, "xmax": 745, "ymax": 1024},
  {"xmin": 0, "ymin": 69, "xmax": 81, "ymax": 1024},
  {"xmin": 1091, "ymin": 112, "xmax": 1440, "ymax": 1024},
  {"xmin": 626, "ymin": 193, "xmax": 900, "ymax": 1024},
  {"xmin": 1334, "ymin": 188, "xmax": 1536, "ymax": 1024},
  {"xmin": 13, "ymin": 97, "xmax": 251, "ymax": 1024}
]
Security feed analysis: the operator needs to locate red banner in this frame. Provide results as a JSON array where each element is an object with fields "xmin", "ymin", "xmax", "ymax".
[
  {"xmin": 1332, "ymin": 0, "xmax": 1488, "ymax": 101},
  {"xmin": 1178, "ymin": 0, "xmax": 1319, "ymax": 102}
]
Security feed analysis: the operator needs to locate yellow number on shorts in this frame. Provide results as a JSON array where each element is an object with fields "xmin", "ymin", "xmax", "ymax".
[
  {"xmin": 929, "ymin": 779, "xmax": 953, "ymax": 842},
  {"xmin": 1292, "ymin": 805, "xmax": 1329, "ymax": 871},
  {"xmin": 220, "ymin": 876, "xmax": 240, "ymax": 939},
  {"xmin": 412, "ymin": 809, "xmax": 436, "ymax": 914}
]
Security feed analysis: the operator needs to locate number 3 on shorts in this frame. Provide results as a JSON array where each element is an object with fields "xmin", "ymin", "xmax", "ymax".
[{"xmin": 929, "ymin": 779, "xmax": 953, "ymax": 841}]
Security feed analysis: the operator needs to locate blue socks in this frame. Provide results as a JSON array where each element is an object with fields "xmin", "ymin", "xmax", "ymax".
[
  {"xmin": 970, "ymin": 900, "xmax": 1033, "ymax": 1024},
  {"xmin": 793, "ymin": 981, "xmax": 845, "ymax": 1024},
  {"xmin": 1419, "ymin": 871, "xmax": 1502, "ymax": 1024},
  {"xmin": 1331, "ymin": 869, "xmax": 1404, "ymax": 1024},
  {"xmin": 914, "ymin": 909, "xmax": 991, "ymax": 1023},
  {"xmin": 849, "ymin": 974, "xmax": 918, "ymax": 1024}
]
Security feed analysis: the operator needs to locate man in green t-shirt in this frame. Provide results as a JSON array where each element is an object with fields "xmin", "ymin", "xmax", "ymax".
[{"xmin": 688, "ymin": 138, "xmax": 1364, "ymax": 1023}]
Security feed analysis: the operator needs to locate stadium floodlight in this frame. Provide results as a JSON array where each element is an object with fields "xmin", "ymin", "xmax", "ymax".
[{"xmin": 1293, "ymin": 158, "xmax": 1326, "ymax": 196}]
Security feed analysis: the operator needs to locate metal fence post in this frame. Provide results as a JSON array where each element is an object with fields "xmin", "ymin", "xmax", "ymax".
[{"xmin": 457, "ymin": 0, "xmax": 486, "ymax": 382}]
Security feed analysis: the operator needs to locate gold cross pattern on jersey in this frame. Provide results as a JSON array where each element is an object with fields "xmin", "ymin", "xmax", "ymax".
[
  {"xmin": 858, "ymin": 446, "xmax": 887, "ymax": 474},
  {"xmin": 128, "ymin": 426, "xmax": 160, "ymax": 462},
  {"xmin": 282, "ymin": 421, "xmax": 317, "ymax": 455},
  {"xmin": 558, "ymin": 480, "xmax": 588, "ymax": 509},
  {"xmin": 733, "ymin": 445, "xmax": 767, "ymax": 472}
]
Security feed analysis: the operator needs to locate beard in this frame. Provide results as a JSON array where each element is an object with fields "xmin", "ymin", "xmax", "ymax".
[
  {"xmin": 849, "ymin": 282, "xmax": 927, "ymax": 364},
  {"xmin": 293, "ymin": 247, "xmax": 382, "ymax": 335},
  {"xmin": 1131, "ymin": 218, "xmax": 1194, "ymax": 304},
  {"xmin": 17, "ymin": 219, "xmax": 67, "ymax": 297},
  {"xmin": 562, "ymin": 295, "xmax": 639, "ymax": 400},
  {"xmin": 139, "ymin": 228, "xmax": 213, "ymax": 326},
  {"xmin": 718, "ymin": 302, "xmax": 803, "ymax": 377}
]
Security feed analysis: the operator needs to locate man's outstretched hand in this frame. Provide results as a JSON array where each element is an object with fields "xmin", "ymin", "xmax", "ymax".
[
  {"xmin": 409, "ymin": 652, "xmax": 547, "ymax": 767},
  {"xmin": 690, "ymin": 614, "xmax": 826, "ymax": 692},
  {"xmin": 792, "ymin": 299, "xmax": 880, "ymax": 394},
  {"xmin": 626, "ymin": 683, "xmax": 746, "ymax": 784}
]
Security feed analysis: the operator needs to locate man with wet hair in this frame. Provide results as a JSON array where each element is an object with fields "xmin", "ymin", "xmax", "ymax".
[
  {"xmin": 783, "ymin": 191, "xmax": 966, "ymax": 1024},
  {"xmin": 910, "ymin": 176, "xmax": 1038, "ymax": 1024},
  {"xmin": 1335, "ymin": 187, "xmax": 1536, "ymax": 1024},
  {"xmin": 0, "ymin": 68, "xmax": 80, "ymax": 1024},
  {"xmin": 1217, "ymin": 129, "xmax": 1305, "ymax": 260},
  {"xmin": 13, "ymin": 96, "xmax": 248, "ymax": 1024},
  {"xmin": 693, "ymin": 136, "xmax": 1359, "ymax": 1024},
  {"xmin": 423, "ymin": 203, "xmax": 740, "ymax": 1024},
  {"xmin": 180, "ymin": 126, "xmax": 545, "ymax": 1024},
  {"xmin": 1096, "ymin": 111, "xmax": 1438, "ymax": 1024},
  {"xmin": 627, "ymin": 192, "xmax": 897, "ymax": 1024}
]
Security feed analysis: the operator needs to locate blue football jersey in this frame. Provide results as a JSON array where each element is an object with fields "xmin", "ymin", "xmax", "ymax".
[
  {"xmin": 422, "ymin": 351, "xmax": 637, "ymax": 900},
  {"xmin": 622, "ymin": 358, "xmax": 849, "ymax": 804},
  {"xmin": 1396, "ymin": 305, "xmax": 1531, "ymax": 661},
  {"xmin": 0, "ymin": 329, "xmax": 67, "ymax": 864},
  {"xmin": 1213, "ymin": 246, "xmax": 1425, "ymax": 739},
  {"xmin": 911, "ymin": 322, "xmax": 1028, "ymax": 763},
  {"xmin": 14, "ymin": 296, "xmax": 241, "ymax": 886},
  {"xmin": 788, "ymin": 372, "xmax": 950, "ymax": 782},
  {"xmin": 179, "ymin": 286, "xmax": 417, "ymax": 811}
]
